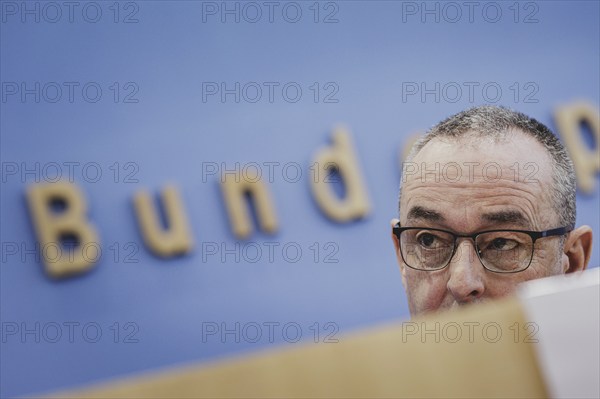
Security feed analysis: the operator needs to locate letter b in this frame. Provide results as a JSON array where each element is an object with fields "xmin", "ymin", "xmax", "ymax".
[{"xmin": 26, "ymin": 182, "xmax": 100, "ymax": 278}]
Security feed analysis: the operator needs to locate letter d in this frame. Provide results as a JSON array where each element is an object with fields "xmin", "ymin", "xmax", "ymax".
[{"xmin": 309, "ymin": 127, "xmax": 371, "ymax": 222}]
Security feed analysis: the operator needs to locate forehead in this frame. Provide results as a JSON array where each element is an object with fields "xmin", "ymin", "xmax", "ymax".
[
  {"xmin": 400, "ymin": 131, "xmax": 557, "ymax": 228},
  {"xmin": 414, "ymin": 130, "xmax": 552, "ymax": 168}
]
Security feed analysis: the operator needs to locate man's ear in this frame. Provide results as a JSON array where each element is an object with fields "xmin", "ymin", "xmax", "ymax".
[
  {"xmin": 562, "ymin": 225, "xmax": 593, "ymax": 273},
  {"xmin": 390, "ymin": 218, "xmax": 407, "ymax": 288}
]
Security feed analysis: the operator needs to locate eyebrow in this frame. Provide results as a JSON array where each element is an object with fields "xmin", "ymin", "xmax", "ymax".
[
  {"xmin": 406, "ymin": 207, "xmax": 530, "ymax": 228},
  {"xmin": 406, "ymin": 206, "xmax": 445, "ymax": 222},
  {"xmin": 481, "ymin": 210, "xmax": 530, "ymax": 227}
]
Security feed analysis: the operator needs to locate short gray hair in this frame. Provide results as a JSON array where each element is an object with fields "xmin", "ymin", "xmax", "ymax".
[{"xmin": 400, "ymin": 105, "xmax": 576, "ymax": 229}]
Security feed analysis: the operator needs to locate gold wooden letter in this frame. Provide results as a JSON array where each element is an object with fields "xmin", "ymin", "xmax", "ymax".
[
  {"xmin": 26, "ymin": 181, "xmax": 100, "ymax": 278},
  {"xmin": 400, "ymin": 133, "xmax": 422, "ymax": 165},
  {"xmin": 133, "ymin": 185, "xmax": 193, "ymax": 257},
  {"xmin": 310, "ymin": 127, "xmax": 371, "ymax": 222},
  {"xmin": 555, "ymin": 101, "xmax": 600, "ymax": 194},
  {"xmin": 220, "ymin": 172, "xmax": 278, "ymax": 239}
]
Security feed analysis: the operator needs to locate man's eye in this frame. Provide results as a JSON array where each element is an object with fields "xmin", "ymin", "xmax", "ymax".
[
  {"xmin": 417, "ymin": 233, "xmax": 438, "ymax": 248},
  {"xmin": 489, "ymin": 237, "xmax": 518, "ymax": 251}
]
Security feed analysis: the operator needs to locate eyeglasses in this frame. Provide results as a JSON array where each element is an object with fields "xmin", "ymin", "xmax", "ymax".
[{"xmin": 392, "ymin": 223, "xmax": 572, "ymax": 273}]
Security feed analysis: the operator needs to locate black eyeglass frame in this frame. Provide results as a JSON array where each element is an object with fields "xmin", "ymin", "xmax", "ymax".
[{"xmin": 392, "ymin": 222, "xmax": 573, "ymax": 274}]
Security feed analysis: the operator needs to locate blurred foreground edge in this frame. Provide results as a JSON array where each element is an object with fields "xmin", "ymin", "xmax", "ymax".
[{"xmin": 47, "ymin": 268, "xmax": 599, "ymax": 399}]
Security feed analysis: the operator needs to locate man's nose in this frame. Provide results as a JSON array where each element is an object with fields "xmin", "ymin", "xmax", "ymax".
[{"xmin": 446, "ymin": 240, "xmax": 485, "ymax": 304}]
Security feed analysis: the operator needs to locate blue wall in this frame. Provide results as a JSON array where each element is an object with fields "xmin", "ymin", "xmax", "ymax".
[{"xmin": 1, "ymin": 1, "xmax": 599, "ymax": 396}]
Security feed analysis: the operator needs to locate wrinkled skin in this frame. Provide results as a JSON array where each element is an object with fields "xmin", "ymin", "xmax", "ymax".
[{"xmin": 391, "ymin": 131, "xmax": 593, "ymax": 317}]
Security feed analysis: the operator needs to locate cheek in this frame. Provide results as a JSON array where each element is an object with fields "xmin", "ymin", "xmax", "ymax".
[
  {"xmin": 530, "ymin": 246, "xmax": 563, "ymax": 276},
  {"xmin": 480, "ymin": 265, "xmax": 552, "ymax": 297},
  {"xmin": 483, "ymin": 275, "xmax": 520, "ymax": 297},
  {"xmin": 405, "ymin": 270, "xmax": 448, "ymax": 311},
  {"xmin": 489, "ymin": 247, "xmax": 561, "ymax": 294}
]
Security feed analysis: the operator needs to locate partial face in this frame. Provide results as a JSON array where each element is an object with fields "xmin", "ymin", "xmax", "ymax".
[{"xmin": 395, "ymin": 131, "xmax": 566, "ymax": 317}]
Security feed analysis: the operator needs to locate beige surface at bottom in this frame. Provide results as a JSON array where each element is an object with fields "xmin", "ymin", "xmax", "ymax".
[{"xmin": 51, "ymin": 298, "xmax": 547, "ymax": 398}]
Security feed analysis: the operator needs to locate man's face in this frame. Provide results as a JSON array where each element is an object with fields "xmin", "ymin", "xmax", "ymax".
[{"xmin": 395, "ymin": 131, "xmax": 566, "ymax": 316}]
